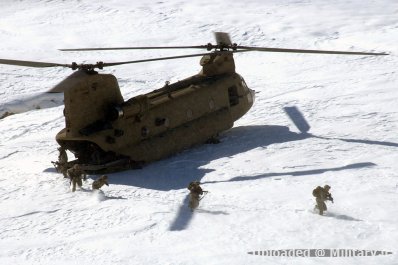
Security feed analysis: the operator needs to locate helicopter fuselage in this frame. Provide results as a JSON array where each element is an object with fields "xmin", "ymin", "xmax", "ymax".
[{"xmin": 56, "ymin": 52, "xmax": 255, "ymax": 172}]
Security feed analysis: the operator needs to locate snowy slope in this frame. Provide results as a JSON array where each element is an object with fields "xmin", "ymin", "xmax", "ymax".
[{"xmin": 1, "ymin": 0, "xmax": 398, "ymax": 264}]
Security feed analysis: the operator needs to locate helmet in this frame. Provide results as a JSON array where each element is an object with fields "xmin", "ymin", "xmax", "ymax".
[{"xmin": 324, "ymin": 184, "xmax": 331, "ymax": 190}]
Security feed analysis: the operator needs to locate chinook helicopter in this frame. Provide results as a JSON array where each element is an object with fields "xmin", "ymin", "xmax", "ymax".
[{"xmin": 0, "ymin": 32, "xmax": 387, "ymax": 173}]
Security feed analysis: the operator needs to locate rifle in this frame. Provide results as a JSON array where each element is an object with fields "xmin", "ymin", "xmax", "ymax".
[
  {"xmin": 51, "ymin": 161, "xmax": 60, "ymax": 172},
  {"xmin": 199, "ymin": 191, "xmax": 209, "ymax": 201},
  {"xmin": 327, "ymin": 194, "xmax": 334, "ymax": 203}
]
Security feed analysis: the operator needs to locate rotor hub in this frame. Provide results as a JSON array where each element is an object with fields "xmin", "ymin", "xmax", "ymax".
[
  {"xmin": 206, "ymin": 43, "xmax": 238, "ymax": 51},
  {"xmin": 70, "ymin": 61, "xmax": 104, "ymax": 72}
]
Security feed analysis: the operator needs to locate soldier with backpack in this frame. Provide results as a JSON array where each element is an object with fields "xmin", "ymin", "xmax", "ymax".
[
  {"xmin": 187, "ymin": 181, "xmax": 207, "ymax": 211},
  {"xmin": 67, "ymin": 164, "xmax": 86, "ymax": 192},
  {"xmin": 312, "ymin": 184, "xmax": 333, "ymax": 215}
]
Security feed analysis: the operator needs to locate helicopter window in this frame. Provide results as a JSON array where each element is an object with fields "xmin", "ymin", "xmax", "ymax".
[
  {"xmin": 228, "ymin": 85, "xmax": 239, "ymax": 106},
  {"xmin": 240, "ymin": 76, "xmax": 249, "ymax": 92},
  {"xmin": 155, "ymin": 118, "xmax": 166, "ymax": 126},
  {"xmin": 155, "ymin": 118, "xmax": 170, "ymax": 127}
]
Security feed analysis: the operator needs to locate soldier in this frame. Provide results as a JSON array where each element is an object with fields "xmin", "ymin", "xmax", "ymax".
[
  {"xmin": 187, "ymin": 181, "xmax": 207, "ymax": 211},
  {"xmin": 92, "ymin": 175, "xmax": 109, "ymax": 190},
  {"xmin": 67, "ymin": 164, "xmax": 86, "ymax": 192},
  {"xmin": 57, "ymin": 146, "xmax": 68, "ymax": 178},
  {"xmin": 89, "ymin": 143, "xmax": 101, "ymax": 164},
  {"xmin": 312, "ymin": 184, "xmax": 333, "ymax": 215}
]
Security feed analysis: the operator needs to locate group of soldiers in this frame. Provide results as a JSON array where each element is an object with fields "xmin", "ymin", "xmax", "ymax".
[
  {"xmin": 53, "ymin": 147, "xmax": 109, "ymax": 192},
  {"xmin": 54, "ymin": 147, "xmax": 333, "ymax": 214},
  {"xmin": 54, "ymin": 146, "xmax": 208, "ymax": 209}
]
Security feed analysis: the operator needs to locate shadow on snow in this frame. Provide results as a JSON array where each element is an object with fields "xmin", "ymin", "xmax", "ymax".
[
  {"xmin": 109, "ymin": 125, "xmax": 383, "ymax": 191},
  {"xmin": 202, "ymin": 162, "xmax": 376, "ymax": 184},
  {"xmin": 110, "ymin": 125, "xmax": 305, "ymax": 190}
]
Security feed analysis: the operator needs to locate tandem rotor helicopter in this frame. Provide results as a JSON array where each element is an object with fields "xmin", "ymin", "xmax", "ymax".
[{"xmin": 0, "ymin": 32, "xmax": 387, "ymax": 173}]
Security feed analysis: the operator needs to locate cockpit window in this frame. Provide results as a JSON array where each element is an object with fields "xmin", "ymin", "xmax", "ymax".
[{"xmin": 241, "ymin": 76, "xmax": 249, "ymax": 91}]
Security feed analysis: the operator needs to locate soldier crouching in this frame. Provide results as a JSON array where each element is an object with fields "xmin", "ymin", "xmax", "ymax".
[{"xmin": 92, "ymin": 175, "xmax": 109, "ymax": 190}]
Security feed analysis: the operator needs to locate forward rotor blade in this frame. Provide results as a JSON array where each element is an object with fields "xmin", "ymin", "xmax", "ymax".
[
  {"xmin": 237, "ymin": 46, "xmax": 388, "ymax": 56},
  {"xmin": 102, "ymin": 50, "xmax": 247, "ymax": 67},
  {"xmin": 0, "ymin": 92, "xmax": 64, "ymax": 119},
  {"xmin": 0, "ymin": 58, "xmax": 69, "ymax": 68},
  {"xmin": 59, "ymin": 45, "xmax": 207, "ymax": 51}
]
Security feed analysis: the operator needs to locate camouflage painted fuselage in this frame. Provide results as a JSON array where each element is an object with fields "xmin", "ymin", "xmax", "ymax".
[{"xmin": 56, "ymin": 52, "xmax": 255, "ymax": 172}]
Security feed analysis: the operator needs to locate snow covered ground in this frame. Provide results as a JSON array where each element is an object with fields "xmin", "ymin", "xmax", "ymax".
[{"xmin": 1, "ymin": 0, "xmax": 398, "ymax": 264}]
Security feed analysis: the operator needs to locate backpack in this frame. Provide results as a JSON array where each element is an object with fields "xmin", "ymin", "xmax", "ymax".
[
  {"xmin": 312, "ymin": 186, "xmax": 321, "ymax": 197},
  {"xmin": 188, "ymin": 181, "xmax": 199, "ymax": 191}
]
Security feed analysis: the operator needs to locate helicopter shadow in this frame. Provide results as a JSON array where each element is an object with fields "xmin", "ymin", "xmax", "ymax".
[
  {"xmin": 110, "ymin": 124, "xmax": 306, "ymax": 191},
  {"xmin": 111, "ymin": 124, "xmax": 305, "ymax": 231},
  {"xmin": 202, "ymin": 161, "xmax": 376, "ymax": 184},
  {"xmin": 109, "ymin": 123, "xmax": 393, "ymax": 191},
  {"xmin": 283, "ymin": 105, "xmax": 398, "ymax": 148},
  {"xmin": 313, "ymin": 134, "xmax": 398, "ymax": 148}
]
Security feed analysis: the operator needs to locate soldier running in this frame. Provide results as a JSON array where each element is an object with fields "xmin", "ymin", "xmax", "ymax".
[
  {"xmin": 92, "ymin": 175, "xmax": 109, "ymax": 190},
  {"xmin": 67, "ymin": 164, "xmax": 86, "ymax": 192},
  {"xmin": 187, "ymin": 181, "xmax": 207, "ymax": 211},
  {"xmin": 312, "ymin": 184, "xmax": 333, "ymax": 215}
]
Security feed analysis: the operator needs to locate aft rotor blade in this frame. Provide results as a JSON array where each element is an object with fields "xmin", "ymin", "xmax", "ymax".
[
  {"xmin": 237, "ymin": 46, "xmax": 388, "ymax": 56},
  {"xmin": 214, "ymin": 32, "xmax": 232, "ymax": 46},
  {"xmin": 102, "ymin": 50, "xmax": 247, "ymax": 67},
  {"xmin": 0, "ymin": 58, "xmax": 69, "ymax": 68},
  {"xmin": 59, "ymin": 45, "xmax": 207, "ymax": 51}
]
